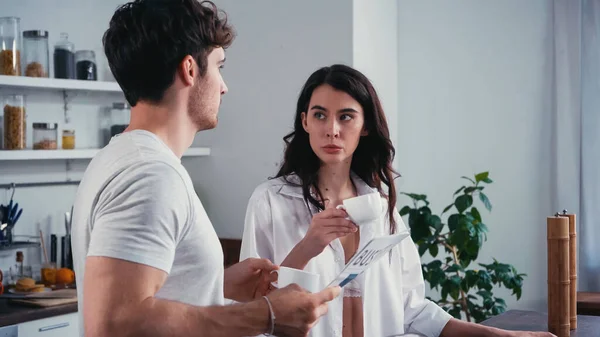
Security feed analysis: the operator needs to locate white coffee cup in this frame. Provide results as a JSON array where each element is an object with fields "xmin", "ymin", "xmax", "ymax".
[
  {"xmin": 271, "ymin": 266, "xmax": 320, "ymax": 293},
  {"xmin": 336, "ymin": 192, "xmax": 382, "ymax": 225}
]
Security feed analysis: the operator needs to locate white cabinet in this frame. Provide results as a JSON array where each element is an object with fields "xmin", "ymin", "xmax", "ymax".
[{"xmin": 18, "ymin": 313, "xmax": 78, "ymax": 337}]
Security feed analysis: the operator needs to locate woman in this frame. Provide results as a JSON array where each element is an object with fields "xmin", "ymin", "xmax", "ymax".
[{"xmin": 240, "ymin": 64, "xmax": 553, "ymax": 337}]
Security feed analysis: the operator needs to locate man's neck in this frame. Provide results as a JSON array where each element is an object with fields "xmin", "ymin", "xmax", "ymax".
[{"xmin": 125, "ymin": 101, "xmax": 196, "ymax": 158}]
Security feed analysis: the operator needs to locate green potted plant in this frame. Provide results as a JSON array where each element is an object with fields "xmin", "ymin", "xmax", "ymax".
[{"xmin": 399, "ymin": 172, "xmax": 525, "ymax": 322}]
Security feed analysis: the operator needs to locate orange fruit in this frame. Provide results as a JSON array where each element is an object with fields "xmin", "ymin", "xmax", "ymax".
[{"xmin": 55, "ymin": 268, "xmax": 75, "ymax": 284}]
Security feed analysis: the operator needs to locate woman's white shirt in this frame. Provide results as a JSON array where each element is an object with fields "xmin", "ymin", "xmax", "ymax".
[{"xmin": 240, "ymin": 174, "xmax": 452, "ymax": 337}]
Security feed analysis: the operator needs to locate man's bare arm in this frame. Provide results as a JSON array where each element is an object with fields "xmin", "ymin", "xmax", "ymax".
[
  {"xmin": 84, "ymin": 256, "xmax": 340, "ymax": 337},
  {"xmin": 84, "ymin": 256, "xmax": 271, "ymax": 337}
]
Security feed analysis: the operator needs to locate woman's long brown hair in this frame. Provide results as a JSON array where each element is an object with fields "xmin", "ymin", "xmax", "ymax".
[{"xmin": 274, "ymin": 64, "xmax": 399, "ymax": 234}]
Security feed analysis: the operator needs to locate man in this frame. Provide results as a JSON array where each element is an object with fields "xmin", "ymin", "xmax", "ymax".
[{"xmin": 71, "ymin": 1, "xmax": 340, "ymax": 336}]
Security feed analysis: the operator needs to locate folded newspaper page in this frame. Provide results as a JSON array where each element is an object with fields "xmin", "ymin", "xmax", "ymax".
[{"xmin": 327, "ymin": 232, "xmax": 410, "ymax": 288}]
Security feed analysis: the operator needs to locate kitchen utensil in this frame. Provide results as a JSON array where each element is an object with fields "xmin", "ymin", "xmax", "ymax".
[
  {"xmin": 50, "ymin": 235, "xmax": 57, "ymax": 263},
  {"xmin": 39, "ymin": 230, "xmax": 48, "ymax": 264},
  {"xmin": 0, "ymin": 184, "xmax": 23, "ymax": 232},
  {"xmin": 60, "ymin": 236, "xmax": 65, "ymax": 268}
]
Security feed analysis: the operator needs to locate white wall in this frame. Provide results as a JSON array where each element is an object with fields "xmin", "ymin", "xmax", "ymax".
[
  {"xmin": 1, "ymin": 0, "xmax": 551, "ymax": 316},
  {"xmin": 396, "ymin": 0, "xmax": 552, "ymax": 312},
  {"xmin": 192, "ymin": 0, "xmax": 354, "ymax": 239},
  {"xmin": 0, "ymin": 0, "xmax": 359, "ymax": 268},
  {"xmin": 352, "ymin": 0, "xmax": 399, "ymax": 171},
  {"xmin": 194, "ymin": 0, "xmax": 402, "ymax": 240},
  {"xmin": 0, "ymin": 0, "xmax": 126, "ymax": 278}
]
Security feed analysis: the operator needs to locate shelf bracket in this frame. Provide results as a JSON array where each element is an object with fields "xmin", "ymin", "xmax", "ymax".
[
  {"xmin": 62, "ymin": 89, "xmax": 76, "ymax": 124},
  {"xmin": 65, "ymin": 159, "xmax": 73, "ymax": 182}
]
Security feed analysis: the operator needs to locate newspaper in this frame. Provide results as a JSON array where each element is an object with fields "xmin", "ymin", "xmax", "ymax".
[{"xmin": 326, "ymin": 232, "xmax": 410, "ymax": 288}]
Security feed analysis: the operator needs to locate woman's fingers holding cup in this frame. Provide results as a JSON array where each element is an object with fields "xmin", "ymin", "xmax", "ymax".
[
  {"xmin": 316, "ymin": 207, "xmax": 348, "ymax": 220},
  {"xmin": 323, "ymin": 217, "xmax": 357, "ymax": 232}
]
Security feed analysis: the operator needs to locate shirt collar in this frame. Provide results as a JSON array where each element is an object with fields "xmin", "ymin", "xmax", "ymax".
[{"xmin": 278, "ymin": 172, "xmax": 378, "ymax": 199}]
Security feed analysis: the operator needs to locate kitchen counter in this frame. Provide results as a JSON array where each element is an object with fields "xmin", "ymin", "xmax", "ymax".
[{"xmin": 0, "ymin": 300, "xmax": 77, "ymax": 327}]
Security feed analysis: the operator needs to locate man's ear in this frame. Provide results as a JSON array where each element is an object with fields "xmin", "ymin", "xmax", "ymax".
[{"xmin": 178, "ymin": 55, "xmax": 197, "ymax": 87}]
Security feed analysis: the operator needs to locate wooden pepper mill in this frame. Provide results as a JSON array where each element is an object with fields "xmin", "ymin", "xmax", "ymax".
[
  {"xmin": 547, "ymin": 214, "xmax": 570, "ymax": 337},
  {"xmin": 560, "ymin": 210, "xmax": 577, "ymax": 330}
]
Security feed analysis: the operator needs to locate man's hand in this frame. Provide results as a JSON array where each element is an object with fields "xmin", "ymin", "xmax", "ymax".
[
  {"xmin": 224, "ymin": 258, "xmax": 278, "ymax": 302},
  {"xmin": 267, "ymin": 284, "xmax": 341, "ymax": 337}
]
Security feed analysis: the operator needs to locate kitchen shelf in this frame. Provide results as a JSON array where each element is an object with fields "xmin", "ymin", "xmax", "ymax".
[
  {"xmin": 0, "ymin": 75, "xmax": 122, "ymax": 93},
  {"xmin": 0, "ymin": 147, "xmax": 211, "ymax": 161},
  {"xmin": 0, "ymin": 241, "xmax": 40, "ymax": 251}
]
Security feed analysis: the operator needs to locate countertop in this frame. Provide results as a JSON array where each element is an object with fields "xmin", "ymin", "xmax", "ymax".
[
  {"xmin": 0, "ymin": 300, "xmax": 77, "ymax": 327},
  {"xmin": 481, "ymin": 309, "xmax": 600, "ymax": 336}
]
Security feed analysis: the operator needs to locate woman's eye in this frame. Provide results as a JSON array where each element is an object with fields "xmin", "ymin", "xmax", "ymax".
[
  {"xmin": 314, "ymin": 112, "xmax": 325, "ymax": 119},
  {"xmin": 340, "ymin": 114, "xmax": 352, "ymax": 121}
]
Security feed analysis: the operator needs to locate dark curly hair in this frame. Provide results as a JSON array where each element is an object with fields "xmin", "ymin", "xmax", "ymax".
[
  {"xmin": 103, "ymin": 0, "xmax": 235, "ymax": 106},
  {"xmin": 275, "ymin": 64, "xmax": 399, "ymax": 234}
]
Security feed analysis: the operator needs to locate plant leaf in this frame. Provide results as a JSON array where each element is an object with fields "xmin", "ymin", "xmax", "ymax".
[
  {"xmin": 442, "ymin": 203, "xmax": 454, "ymax": 214},
  {"xmin": 429, "ymin": 244, "xmax": 439, "ymax": 257},
  {"xmin": 402, "ymin": 193, "xmax": 428, "ymax": 202},
  {"xmin": 446, "ymin": 264, "xmax": 463, "ymax": 273},
  {"xmin": 471, "ymin": 207, "xmax": 482, "ymax": 223},
  {"xmin": 418, "ymin": 243, "xmax": 428, "ymax": 256},
  {"xmin": 448, "ymin": 307, "xmax": 462, "ymax": 319},
  {"xmin": 479, "ymin": 192, "xmax": 492, "ymax": 212},
  {"xmin": 461, "ymin": 176, "xmax": 476, "ymax": 184},
  {"xmin": 455, "ymin": 195, "xmax": 473, "ymax": 213},
  {"xmin": 448, "ymin": 214, "xmax": 460, "ymax": 231},
  {"xmin": 420, "ymin": 206, "xmax": 432, "ymax": 215},
  {"xmin": 475, "ymin": 172, "xmax": 489, "ymax": 182},
  {"xmin": 454, "ymin": 186, "xmax": 466, "ymax": 196},
  {"xmin": 430, "ymin": 215, "xmax": 443, "ymax": 232},
  {"xmin": 399, "ymin": 205, "xmax": 411, "ymax": 216},
  {"xmin": 514, "ymin": 287, "xmax": 522, "ymax": 300},
  {"xmin": 483, "ymin": 177, "xmax": 493, "ymax": 184}
]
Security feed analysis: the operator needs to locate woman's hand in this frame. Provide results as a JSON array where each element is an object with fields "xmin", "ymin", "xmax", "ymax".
[
  {"xmin": 282, "ymin": 206, "xmax": 357, "ymax": 269},
  {"xmin": 302, "ymin": 207, "xmax": 358, "ymax": 257}
]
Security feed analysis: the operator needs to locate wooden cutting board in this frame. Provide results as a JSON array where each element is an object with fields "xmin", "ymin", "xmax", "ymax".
[
  {"xmin": 9, "ymin": 296, "xmax": 77, "ymax": 307},
  {"xmin": 5, "ymin": 288, "xmax": 77, "ymax": 307}
]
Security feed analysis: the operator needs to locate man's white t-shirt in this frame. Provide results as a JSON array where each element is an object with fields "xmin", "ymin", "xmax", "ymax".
[{"xmin": 71, "ymin": 130, "xmax": 224, "ymax": 336}]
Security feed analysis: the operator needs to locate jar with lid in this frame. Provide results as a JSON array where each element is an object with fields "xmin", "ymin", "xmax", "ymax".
[
  {"xmin": 53, "ymin": 33, "xmax": 75, "ymax": 79},
  {"xmin": 110, "ymin": 102, "xmax": 131, "ymax": 138},
  {"xmin": 75, "ymin": 50, "xmax": 97, "ymax": 81},
  {"xmin": 0, "ymin": 17, "xmax": 22, "ymax": 76},
  {"xmin": 33, "ymin": 123, "xmax": 57, "ymax": 150},
  {"xmin": 22, "ymin": 30, "xmax": 49, "ymax": 77},
  {"xmin": 3, "ymin": 94, "xmax": 26, "ymax": 150},
  {"xmin": 62, "ymin": 129, "xmax": 75, "ymax": 149}
]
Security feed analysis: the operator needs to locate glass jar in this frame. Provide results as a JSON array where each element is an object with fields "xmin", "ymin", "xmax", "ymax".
[
  {"xmin": 75, "ymin": 50, "xmax": 97, "ymax": 81},
  {"xmin": 33, "ymin": 123, "xmax": 57, "ymax": 149},
  {"xmin": 0, "ymin": 17, "xmax": 22, "ymax": 76},
  {"xmin": 53, "ymin": 33, "xmax": 75, "ymax": 79},
  {"xmin": 3, "ymin": 94, "xmax": 26, "ymax": 150},
  {"xmin": 41, "ymin": 262, "xmax": 56, "ymax": 286},
  {"xmin": 22, "ymin": 30, "xmax": 49, "ymax": 77},
  {"xmin": 110, "ymin": 102, "xmax": 131, "ymax": 137},
  {"xmin": 62, "ymin": 129, "xmax": 75, "ymax": 149}
]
